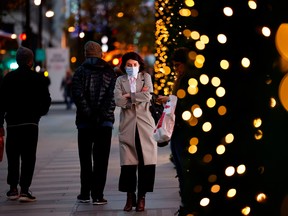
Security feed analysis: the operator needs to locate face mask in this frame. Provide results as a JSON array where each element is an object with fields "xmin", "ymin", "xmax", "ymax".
[{"xmin": 125, "ymin": 66, "xmax": 139, "ymax": 77}]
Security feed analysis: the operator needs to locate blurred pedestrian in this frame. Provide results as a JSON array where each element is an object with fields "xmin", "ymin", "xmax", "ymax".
[
  {"xmin": 0, "ymin": 46, "xmax": 51, "ymax": 202},
  {"xmin": 72, "ymin": 41, "xmax": 117, "ymax": 205},
  {"xmin": 157, "ymin": 47, "xmax": 194, "ymax": 215},
  {"xmin": 114, "ymin": 52, "xmax": 157, "ymax": 212},
  {"xmin": 61, "ymin": 67, "xmax": 73, "ymax": 109}
]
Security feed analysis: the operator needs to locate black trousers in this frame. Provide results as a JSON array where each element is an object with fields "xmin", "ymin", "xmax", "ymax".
[
  {"xmin": 118, "ymin": 126, "xmax": 156, "ymax": 196},
  {"xmin": 6, "ymin": 124, "xmax": 39, "ymax": 192},
  {"xmin": 78, "ymin": 126, "xmax": 112, "ymax": 199}
]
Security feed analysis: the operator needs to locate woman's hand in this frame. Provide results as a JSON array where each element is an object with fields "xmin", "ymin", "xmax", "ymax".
[
  {"xmin": 122, "ymin": 93, "xmax": 131, "ymax": 98},
  {"xmin": 141, "ymin": 86, "xmax": 149, "ymax": 92},
  {"xmin": 157, "ymin": 95, "xmax": 169, "ymax": 104}
]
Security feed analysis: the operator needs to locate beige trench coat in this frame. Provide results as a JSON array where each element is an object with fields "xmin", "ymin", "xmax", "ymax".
[{"xmin": 114, "ymin": 72, "xmax": 157, "ymax": 166}]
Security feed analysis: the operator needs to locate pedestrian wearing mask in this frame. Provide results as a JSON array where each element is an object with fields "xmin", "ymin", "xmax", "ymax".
[{"xmin": 114, "ymin": 52, "xmax": 157, "ymax": 212}]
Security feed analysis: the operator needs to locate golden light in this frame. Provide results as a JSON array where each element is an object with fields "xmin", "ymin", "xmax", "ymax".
[
  {"xmin": 179, "ymin": 8, "xmax": 191, "ymax": 17},
  {"xmin": 112, "ymin": 58, "xmax": 120, "ymax": 66},
  {"xmin": 199, "ymin": 74, "xmax": 209, "ymax": 85},
  {"xmin": 183, "ymin": 29, "xmax": 192, "ymax": 38},
  {"xmin": 193, "ymin": 107, "xmax": 203, "ymax": 118},
  {"xmin": 237, "ymin": 164, "xmax": 246, "ymax": 174},
  {"xmin": 216, "ymin": 86, "xmax": 226, "ymax": 97},
  {"xmin": 220, "ymin": 59, "xmax": 229, "ymax": 70},
  {"xmin": 225, "ymin": 166, "xmax": 235, "ymax": 176},
  {"xmin": 218, "ymin": 105, "xmax": 227, "ymax": 115},
  {"xmin": 275, "ymin": 23, "xmax": 288, "ymax": 61},
  {"xmin": 216, "ymin": 144, "xmax": 225, "ymax": 155},
  {"xmin": 208, "ymin": 174, "xmax": 217, "ymax": 182},
  {"xmin": 203, "ymin": 154, "xmax": 212, "ymax": 163},
  {"xmin": 200, "ymin": 198, "xmax": 210, "ymax": 207},
  {"xmin": 227, "ymin": 188, "xmax": 237, "ymax": 198},
  {"xmin": 0, "ymin": 49, "xmax": 6, "ymax": 55},
  {"xmin": 187, "ymin": 86, "xmax": 198, "ymax": 95},
  {"xmin": 217, "ymin": 34, "xmax": 227, "ymax": 44},
  {"xmin": 207, "ymin": 97, "xmax": 216, "ymax": 108},
  {"xmin": 189, "ymin": 117, "xmax": 198, "ymax": 126},
  {"xmin": 187, "ymin": 79, "xmax": 198, "ymax": 88},
  {"xmin": 196, "ymin": 54, "xmax": 205, "ymax": 65},
  {"xmin": 241, "ymin": 206, "xmax": 251, "ymax": 215},
  {"xmin": 163, "ymin": 66, "xmax": 171, "ymax": 75},
  {"xmin": 188, "ymin": 145, "xmax": 198, "ymax": 154},
  {"xmin": 254, "ymin": 129, "xmax": 263, "ymax": 140},
  {"xmin": 211, "ymin": 184, "xmax": 220, "ymax": 193},
  {"xmin": 117, "ymin": 12, "xmax": 124, "ymax": 18},
  {"xmin": 195, "ymin": 40, "xmax": 205, "ymax": 50},
  {"xmin": 202, "ymin": 122, "xmax": 212, "ymax": 132},
  {"xmin": 185, "ymin": 0, "xmax": 195, "ymax": 7},
  {"xmin": 182, "ymin": 111, "xmax": 192, "ymax": 121},
  {"xmin": 190, "ymin": 137, "xmax": 199, "ymax": 145},
  {"xmin": 71, "ymin": 56, "xmax": 77, "ymax": 63},
  {"xmin": 279, "ymin": 73, "xmax": 288, "ymax": 111},
  {"xmin": 188, "ymin": 51, "xmax": 197, "ymax": 60},
  {"xmin": 223, "ymin": 7, "xmax": 233, "ymax": 16},
  {"xmin": 253, "ymin": 118, "xmax": 262, "ymax": 128},
  {"xmin": 262, "ymin": 26, "xmax": 271, "ymax": 37},
  {"xmin": 68, "ymin": 26, "xmax": 76, "ymax": 33},
  {"xmin": 191, "ymin": 31, "xmax": 200, "ymax": 40},
  {"xmin": 225, "ymin": 133, "xmax": 234, "ymax": 144},
  {"xmin": 177, "ymin": 89, "xmax": 186, "ymax": 99},
  {"xmin": 241, "ymin": 57, "xmax": 251, "ymax": 68},
  {"xmin": 256, "ymin": 193, "xmax": 267, "ymax": 203},
  {"xmin": 211, "ymin": 77, "xmax": 221, "ymax": 87},
  {"xmin": 248, "ymin": 0, "xmax": 257, "ymax": 10},
  {"xmin": 200, "ymin": 35, "xmax": 209, "ymax": 44},
  {"xmin": 270, "ymin": 97, "xmax": 277, "ymax": 108}
]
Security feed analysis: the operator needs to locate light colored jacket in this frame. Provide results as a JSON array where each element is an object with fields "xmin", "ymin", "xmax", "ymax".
[{"xmin": 114, "ymin": 72, "xmax": 157, "ymax": 166}]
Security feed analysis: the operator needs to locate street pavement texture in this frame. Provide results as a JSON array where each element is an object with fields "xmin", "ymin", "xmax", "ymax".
[{"xmin": 0, "ymin": 105, "xmax": 180, "ymax": 216}]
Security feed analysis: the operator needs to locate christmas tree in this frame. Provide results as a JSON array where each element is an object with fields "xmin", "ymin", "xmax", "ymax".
[{"xmin": 154, "ymin": 0, "xmax": 288, "ymax": 215}]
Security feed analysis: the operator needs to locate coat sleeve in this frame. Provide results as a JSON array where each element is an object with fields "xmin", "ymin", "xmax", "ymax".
[
  {"xmin": 130, "ymin": 72, "xmax": 153, "ymax": 104},
  {"xmin": 114, "ymin": 76, "xmax": 131, "ymax": 109}
]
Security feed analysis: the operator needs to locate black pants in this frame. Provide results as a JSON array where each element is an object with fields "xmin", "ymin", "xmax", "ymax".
[
  {"xmin": 118, "ymin": 126, "xmax": 155, "ymax": 196},
  {"xmin": 6, "ymin": 124, "xmax": 39, "ymax": 192},
  {"xmin": 78, "ymin": 126, "xmax": 112, "ymax": 199}
]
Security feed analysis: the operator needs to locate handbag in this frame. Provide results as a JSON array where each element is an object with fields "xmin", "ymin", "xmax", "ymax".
[
  {"xmin": 149, "ymin": 93, "xmax": 169, "ymax": 147},
  {"xmin": 153, "ymin": 95, "xmax": 177, "ymax": 145}
]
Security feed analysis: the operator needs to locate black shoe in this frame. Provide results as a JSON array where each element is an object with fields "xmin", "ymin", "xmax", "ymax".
[
  {"xmin": 6, "ymin": 188, "xmax": 19, "ymax": 200},
  {"xmin": 19, "ymin": 191, "xmax": 36, "ymax": 202},
  {"xmin": 92, "ymin": 197, "xmax": 107, "ymax": 205},
  {"xmin": 77, "ymin": 194, "xmax": 90, "ymax": 203}
]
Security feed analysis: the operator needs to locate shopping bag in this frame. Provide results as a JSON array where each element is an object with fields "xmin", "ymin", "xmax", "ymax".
[{"xmin": 153, "ymin": 95, "xmax": 177, "ymax": 144}]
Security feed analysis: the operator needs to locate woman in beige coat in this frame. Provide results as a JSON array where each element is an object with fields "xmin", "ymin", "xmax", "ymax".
[{"xmin": 114, "ymin": 52, "xmax": 157, "ymax": 212}]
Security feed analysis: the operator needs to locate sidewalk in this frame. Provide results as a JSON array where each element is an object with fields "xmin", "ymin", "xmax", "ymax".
[{"xmin": 0, "ymin": 105, "xmax": 180, "ymax": 216}]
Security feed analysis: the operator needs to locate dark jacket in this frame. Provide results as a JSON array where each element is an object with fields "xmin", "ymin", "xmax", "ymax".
[
  {"xmin": 72, "ymin": 57, "xmax": 116, "ymax": 128},
  {"xmin": 0, "ymin": 65, "xmax": 51, "ymax": 127}
]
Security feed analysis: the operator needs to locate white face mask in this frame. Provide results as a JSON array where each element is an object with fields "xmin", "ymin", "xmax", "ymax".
[{"xmin": 125, "ymin": 66, "xmax": 139, "ymax": 77}]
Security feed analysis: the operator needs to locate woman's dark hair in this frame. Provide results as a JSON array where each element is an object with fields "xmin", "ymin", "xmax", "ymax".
[{"xmin": 120, "ymin": 52, "xmax": 145, "ymax": 73}]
